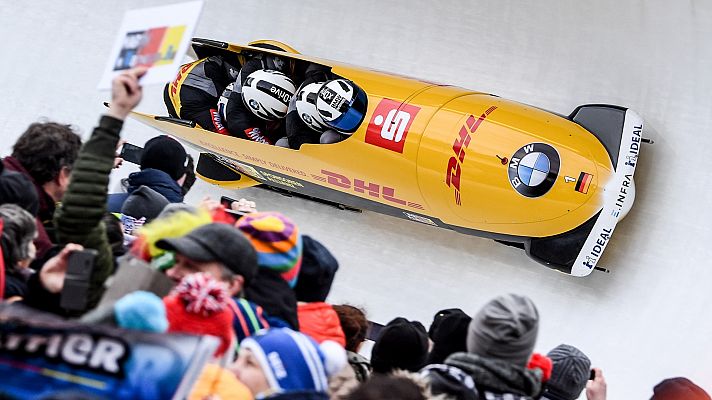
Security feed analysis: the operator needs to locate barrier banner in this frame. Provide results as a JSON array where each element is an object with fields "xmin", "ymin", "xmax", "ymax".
[{"xmin": 0, "ymin": 304, "xmax": 217, "ymax": 399}]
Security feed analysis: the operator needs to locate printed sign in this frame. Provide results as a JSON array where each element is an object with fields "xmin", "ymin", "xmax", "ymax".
[
  {"xmin": 0, "ymin": 304, "xmax": 217, "ymax": 399},
  {"xmin": 365, "ymin": 99, "xmax": 420, "ymax": 153},
  {"xmin": 98, "ymin": 1, "xmax": 204, "ymax": 89}
]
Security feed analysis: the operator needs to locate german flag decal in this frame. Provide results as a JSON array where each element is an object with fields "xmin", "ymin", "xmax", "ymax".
[{"xmin": 576, "ymin": 172, "xmax": 593, "ymax": 194}]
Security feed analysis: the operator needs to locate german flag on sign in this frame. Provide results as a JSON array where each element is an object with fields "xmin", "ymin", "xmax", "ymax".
[{"xmin": 576, "ymin": 172, "xmax": 593, "ymax": 194}]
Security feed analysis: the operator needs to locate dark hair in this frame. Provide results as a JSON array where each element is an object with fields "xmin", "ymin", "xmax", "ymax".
[
  {"xmin": 333, "ymin": 304, "xmax": 369, "ymax": 352},
  {"xmin": 12, "ymin": 122, "xmax": 82, "ymax": 185},
  {"xmin": 0, "ymin": 204, "xmax": 37, "ymax": 268},
  {"xmin": 346, "ymin": 374, "xmax": 426, "ymax": 400}
]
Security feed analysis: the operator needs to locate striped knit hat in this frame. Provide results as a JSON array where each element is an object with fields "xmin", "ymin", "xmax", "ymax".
[
  {"xmin": 237, "ymin": 212, "xmax": 303, "ymax": 287},
  {"xmin": 239, "ymin": 328, "xmax": 345, "ymax": 394},
  {"xmin": 229, "ymin": 298, "xmax": 270, "ymax": 344}
]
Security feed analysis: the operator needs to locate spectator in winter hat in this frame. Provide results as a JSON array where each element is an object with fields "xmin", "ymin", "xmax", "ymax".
[
  {"xmin": 121, "ymin": 186, "xmax": 169, "ymax": 224},
  {"xmin": 230, "ymin": 327, "xmax": 346, "ymax": 399},
  {"xmin": 333, "ymin": 304, "xmax": 371, "ymax": 382},
  {"xmin": 650, "ymin": 377, "xmax": 710, "ymax": 400},
  {"xmin": 294, "ymin": 235, "xmax": 338, "ymax": 303},
  {"xmin": 444, "ymin": 293, "xmax": 542, "ymax": 399},
  {"xmin": 0, "ymin": 162, "xmax": 39, "ymax": 216},
  {"xmin": 540, "ymin": 344, "xmax": 591, "ymax": 400},
  {"xmin": 370, "ymin": 317, "xmax": 429, "ymax": 374},
  {"xmin": 238, "ymin": 212, "xmax": 302, "ymax": 330},
  {"xmin": 163, "ymin": 272, "xmax": 235, "ymax": 358},
  {"xmin": 426, "ymin": 308, "xmax": 472, "ymax": 365},
  {"xmin": 107, "ymin": 135, "xmax": 188, "ymax": 212},
  {"xmin": 237, "ymin": 212, "xmax": 303, "ymax": 287},
  {"xmin": 157, "ymin": 223, "xmax": 258, "ymax": 296}
]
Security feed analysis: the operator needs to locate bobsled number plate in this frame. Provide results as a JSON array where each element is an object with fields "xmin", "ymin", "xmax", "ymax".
[{"xmin": 570, "ymin": 109, "xmax": 643, "ymax": 276}]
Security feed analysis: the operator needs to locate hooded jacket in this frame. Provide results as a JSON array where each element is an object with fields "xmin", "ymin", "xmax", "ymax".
[
  {"xmin": 445, "ymin": 352, "xmax": 542, "ymax": 400},
  {"xmin": 297, "ymin": 302, "xmax": 346, "ymax": 347},
  {"xmin": 107, "ymin": 168, "xmax": 183, "ymax": 213}
]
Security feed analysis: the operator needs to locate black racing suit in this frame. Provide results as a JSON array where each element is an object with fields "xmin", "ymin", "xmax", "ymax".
[
  {"xmin": 219, "ymin": 55, "xmax": 289, "ymax": 144},
  {"xmin": 164, "ymin": 56, "xmax": 238, "ymax": 133}
]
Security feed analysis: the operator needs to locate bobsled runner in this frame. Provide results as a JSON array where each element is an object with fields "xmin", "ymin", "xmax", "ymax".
[{"xmin": 130, "ymin": 38, "xmax": 648, "ymax": 276}]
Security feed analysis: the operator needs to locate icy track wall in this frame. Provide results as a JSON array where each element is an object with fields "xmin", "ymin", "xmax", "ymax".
[{"xmin": 1, "ymin": 1, "xmax": 711, "ymax": 397}]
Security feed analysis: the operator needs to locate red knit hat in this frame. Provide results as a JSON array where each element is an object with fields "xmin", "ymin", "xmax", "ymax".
[{"xmin": 163, "ymin": 272, "xmax": 235, "ymax": 357}]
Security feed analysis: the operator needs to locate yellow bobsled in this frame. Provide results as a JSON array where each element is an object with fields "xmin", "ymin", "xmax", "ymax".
[{"xmin": 131, "ymin": 38, "xmax": 646, "ymax": 276}]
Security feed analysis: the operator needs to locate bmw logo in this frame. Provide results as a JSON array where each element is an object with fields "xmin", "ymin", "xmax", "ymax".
[
  {"xmin": 302, "ymin": 114, "xmax": 312, "ymax": 124},
  {"xmin": 249, "ymin": 99, "xmax": 259, "ymax": 110},
  {"xmin": 508, "ymin": 143, "xmax": 560, "ymax": 198}
]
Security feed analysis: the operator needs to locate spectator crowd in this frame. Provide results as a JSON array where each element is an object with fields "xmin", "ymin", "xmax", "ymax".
[{"xmin": 0, "ymin": 67, "xmax": 708, "ymax": 400}]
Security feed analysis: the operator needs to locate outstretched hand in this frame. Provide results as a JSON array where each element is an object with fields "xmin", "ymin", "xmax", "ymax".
[
  {"xmin": 108, "ymin": 66, "xmax": 148, "ymax": 121},
  {"xmin": 586, "ymin": 368, "xmax": 607, "ymax": 400},
  {"xmin": 40, "ymin": 243, "xmax": 85, "ymax": 294}
]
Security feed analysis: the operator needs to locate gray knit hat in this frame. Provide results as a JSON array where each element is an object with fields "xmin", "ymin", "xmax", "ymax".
[
  {"xmin": 466, "ymin": 293, "xmax": 539, "ymax": 367},
  {"xmin": 544, "ymin": 344, "xmax": 591, "ymax": 400},
  {"xmin": 121, "ymin": 186, "xmax": 170, "ymax": 222}
]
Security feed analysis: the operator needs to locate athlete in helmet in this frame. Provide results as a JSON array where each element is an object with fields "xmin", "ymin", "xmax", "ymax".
[
  {"xmin": 164, "ymin": 56, "xmax": 238, "ymax": 133},
  {"xmin": 315, "ymin": 78, "xmax": 368, "ymax": 134},
  {"xmin": 279, "ymin": 64, "xmax": 334, "ymax": 149},
  {"xmin": 219, "ymin": 53, "xmax": 295, "ymax": 144}
]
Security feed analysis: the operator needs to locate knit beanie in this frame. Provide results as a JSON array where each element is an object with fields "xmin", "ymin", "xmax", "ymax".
[
  {"xmin": 466, "ymin": 293, "xmax": 539, "ymax": 367},
  {"xmin": 239, "ymin": 328, "xmax": 346, "ymax": 394},
  {"xmin": 426, "ymin": 308, "xmax": 472, "ymax": 365},
  {"xmin": 0, "ymin": 162, "xmax": 39, "ymax": 216},
  {"xmin": 237, "ymin": 212, "xmax": 303, "ymax": 287},
  {"xmin": 294, "ymin": 235, "xmax": 339, "ymax": 302},
  {"xmin": 114, "ymin": 291, "xmax": 168, "ymax": 333},
  {"xmin": 370, "ymin": 317, "xmax": 429, "ymax": 373},
  {"xmin": 163, "ymin": 273, "xmax": 235, "ymax": 357},
  {"xmin": 121, "ymin": 185, "xmax": 170, "ymax": 224},
  {"xmin": 651, "ymin": 377, "xmax": 711, "ymax": 400},
  {"xmin": 140, "ymin": 135, "xmax": 187, "ymax": 181},
  {"xmin": 541, "ymin": 344, "xmax": 591, "ymax": 400},
  {"xmin": 230, "ymin": 297, "xmax": 270, "ymax": 344}
]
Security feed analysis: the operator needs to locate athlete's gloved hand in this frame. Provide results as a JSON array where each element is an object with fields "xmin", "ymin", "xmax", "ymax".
[
  {"xmin": 244, "ymin": 127, "xmax": 272, "ymax": 145},
  {"xmin": 108, "ymin": 66, "xmax": 148, "ymax": 121}
]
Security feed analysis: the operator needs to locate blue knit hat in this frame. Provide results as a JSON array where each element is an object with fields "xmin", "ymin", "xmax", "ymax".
[
  {"xmin": 239, "ymin": 328, "xmax": 345, "ymax": 394},
  {"xmin": 114, "ymin": 291, "xmax": 168, "ymax": 333}
]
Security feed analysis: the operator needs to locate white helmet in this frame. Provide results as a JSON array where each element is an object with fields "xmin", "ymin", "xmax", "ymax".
[
  {"xmin": 316, "ymin": 79, "xmax": 367, "ymax": 133},
  {"xmin": 242, "ymin": 69, "xmax": 296, "ymax": 120},
  {"xmin": 295, "ymin": 82, "xmax": 329, "ymax": 132}
]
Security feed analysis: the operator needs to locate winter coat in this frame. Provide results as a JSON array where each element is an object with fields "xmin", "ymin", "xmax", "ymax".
[
  {"xmin": 107, "ymin": 168, "xmax": 183, "ymax": 212},
  {"xmin": 53, "ymin": 116, "xmax": 123, "ymax": 313},
  {"xmin": 244, "ymin": 268, "xmax": 299, "ymax": 330},
  {"xmin": 2, "ymin": 156, "xmax": 55, "ymax": 258},
  {"xmin": 445, "ymin": 352, "xmax": 542, "ymax": 400},
  {"xmin": 328, "ymin": 364, "xmax": 359, "ymax": 400},
  {"xmin": 297, "ymin": 302, "xmax": 346, "ymax": 346}
]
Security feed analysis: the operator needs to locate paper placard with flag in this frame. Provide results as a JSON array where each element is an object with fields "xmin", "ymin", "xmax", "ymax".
[
  {"xmin": 98, "ymin": 1, "xmax": 204, "ymax": 89},
  {"xmin": 0, "ymin": 304, "xmax": 217, "ymax": 400}
]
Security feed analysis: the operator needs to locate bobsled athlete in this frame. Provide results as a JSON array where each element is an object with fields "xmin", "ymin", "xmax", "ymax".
[
  {"xmin": 278, "ymin": 66, "xmax": 368, "ymax": 149},
  {"xmin": 164, "ymin": 55, "xmax": 238, "ymax": 133},
  {"xmin": 218, "ymin": 53, "xmax": 296, "ymax": 145}
]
